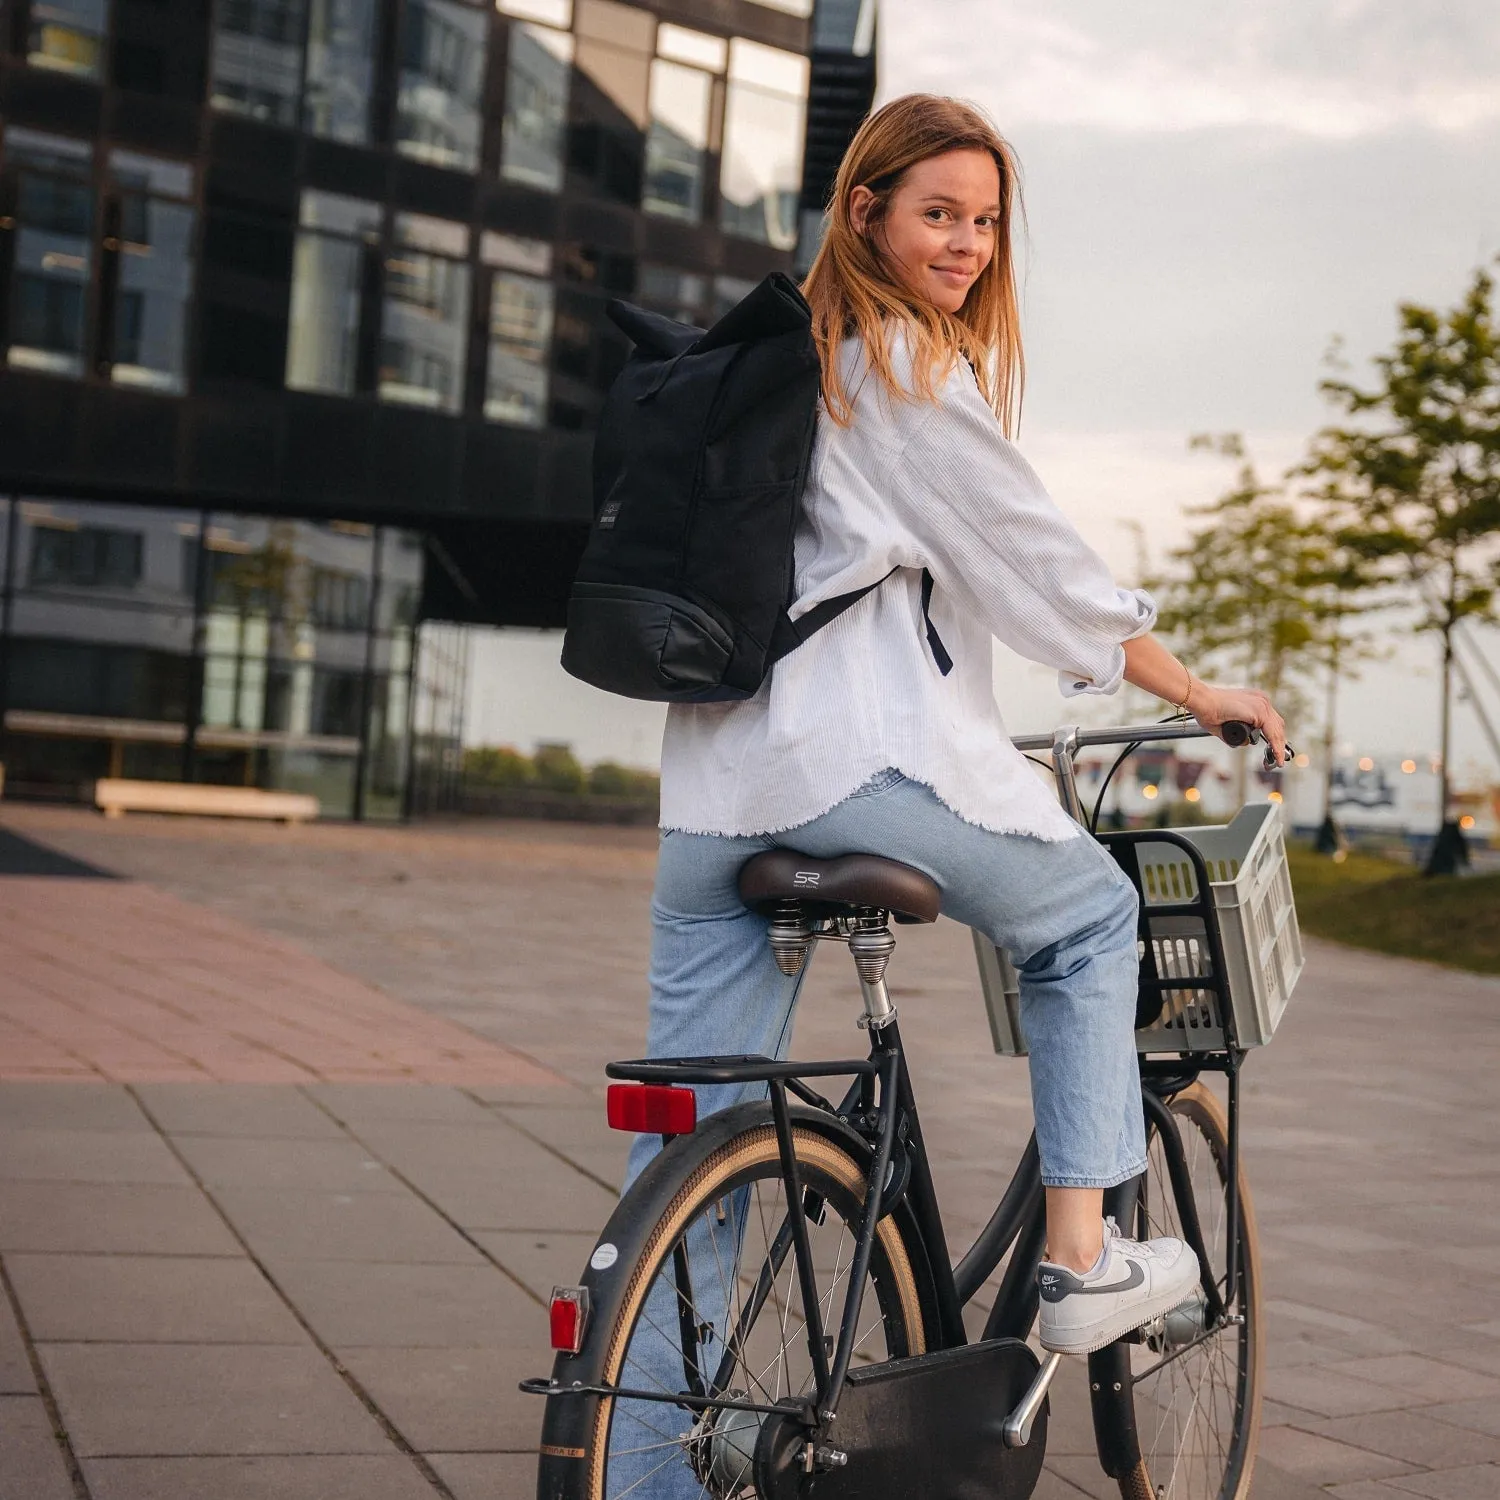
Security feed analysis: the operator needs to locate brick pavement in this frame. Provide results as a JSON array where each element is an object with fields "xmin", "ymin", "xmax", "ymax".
[{"xmin": 1, "ymin": 803, "xmax": 1497, "ymax": 1499}]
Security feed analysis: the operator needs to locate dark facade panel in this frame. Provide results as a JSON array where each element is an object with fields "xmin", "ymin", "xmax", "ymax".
[
  {"xmin": 0, "ymin": 0, "xmax": 853, "ymax": 626},
  {"xmin": 0, "ymin": 65, "xmax": 103, "ymax": 134}
]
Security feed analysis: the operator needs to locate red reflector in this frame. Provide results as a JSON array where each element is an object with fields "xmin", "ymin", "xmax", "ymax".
[
  {"xmin": 550, "ymin": 1286, "xmax": 589, "ymax": 1354},
  {"xmin": 606, "ymin": 1083, "xmax": 697, "ymax": 1135}
]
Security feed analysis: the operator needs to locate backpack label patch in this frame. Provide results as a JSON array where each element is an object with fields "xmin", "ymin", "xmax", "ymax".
[{"xmin": 597, "ymin": 499, "xmax": 622, "ymax": 529}]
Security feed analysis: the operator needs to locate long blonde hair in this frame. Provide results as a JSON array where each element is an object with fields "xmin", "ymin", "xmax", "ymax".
[{"xmin": 801, "ymin": 94, "xmax": 1025, "ymax": 434}]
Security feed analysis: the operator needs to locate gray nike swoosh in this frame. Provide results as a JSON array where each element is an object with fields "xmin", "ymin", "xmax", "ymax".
[{"xmin": 1071, "ymin": 1261, "xmax": 1145, "ymax": 1295}]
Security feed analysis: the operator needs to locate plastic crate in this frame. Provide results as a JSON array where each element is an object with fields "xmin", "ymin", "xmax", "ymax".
[{"xmin": 975, "ymin": 802, "xmax": 1304, "ymax": 1056}]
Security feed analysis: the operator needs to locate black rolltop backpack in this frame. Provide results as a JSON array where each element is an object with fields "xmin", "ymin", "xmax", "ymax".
[{"xmin": 559, "ymin": 273, "xmax": 894, "ymax": 703}]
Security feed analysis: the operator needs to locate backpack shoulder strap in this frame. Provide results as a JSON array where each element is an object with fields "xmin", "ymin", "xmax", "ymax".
[{"xmin": 766, "ymin": 567, "xmax": 953, "ymax": 675}]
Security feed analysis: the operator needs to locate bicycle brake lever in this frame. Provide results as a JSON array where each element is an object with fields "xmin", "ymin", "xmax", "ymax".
[{"xmin": 1221, "ymin": 721, "xmax": 1294, "ymax": 771}]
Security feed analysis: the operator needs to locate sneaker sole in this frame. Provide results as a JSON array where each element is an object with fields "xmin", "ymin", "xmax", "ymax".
[{"xmin": 1038, "ymin": 1270, "xmax": 1203, "ymax": 1357}]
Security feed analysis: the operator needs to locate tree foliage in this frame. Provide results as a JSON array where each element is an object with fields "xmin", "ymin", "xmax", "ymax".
[
  {"xmin": 1148, "ymin": 435, "xmax": 1364, "ymax": 722},
  {"xmin": 1302, "ymin": 262, "xmax": 1500, "ymax": 853},
  {"xmin": 1304, "ymin": 264, "xmax": 1500, "ymax": 642}
]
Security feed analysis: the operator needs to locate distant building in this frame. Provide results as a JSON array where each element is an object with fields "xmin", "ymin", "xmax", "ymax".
[{"xmin": 0, "ymin": 0, "xmax": 875, "ymax": 815}]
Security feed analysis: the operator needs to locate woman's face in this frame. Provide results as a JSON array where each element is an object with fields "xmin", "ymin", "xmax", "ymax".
[{"xmin": 851, "ymin": 148, "xmax": 1001, "ymax": 314}]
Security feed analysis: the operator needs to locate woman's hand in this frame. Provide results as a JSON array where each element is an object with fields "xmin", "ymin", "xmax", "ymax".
[{"xmin": 1187, "ymin": 682, "xmax": 1289, "ymax": 766}]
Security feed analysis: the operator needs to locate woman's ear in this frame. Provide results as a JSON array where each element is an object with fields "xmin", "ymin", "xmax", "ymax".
[{"xmin": 848, "ymin": 184, "xmax": 876, "ymax": 235}]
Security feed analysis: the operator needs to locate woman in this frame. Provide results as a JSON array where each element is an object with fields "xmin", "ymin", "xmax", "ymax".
[{"xmin": 627, "ymin": 95, "xmax": 1286, "ymax": 1362}]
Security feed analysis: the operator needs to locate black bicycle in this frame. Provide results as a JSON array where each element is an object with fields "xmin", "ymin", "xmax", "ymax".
[{"xmin": 526, "ymin": 719, "xmax": 1294, "ymax": 1500}]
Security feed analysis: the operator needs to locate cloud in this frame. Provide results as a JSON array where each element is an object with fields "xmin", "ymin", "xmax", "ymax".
[{"xmin": 885, "ymin": 1, "xmax": 1500, "ymax": 138}]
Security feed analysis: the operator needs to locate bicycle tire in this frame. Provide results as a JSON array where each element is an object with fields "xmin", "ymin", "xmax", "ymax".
[
  {"xmin": 537, "ymin": 1102, "xmax": 935, "ymax": 1500},
  {"xmin": 1104, "ymin": 1081, "xmax": 1264, "ymax": 1500}
]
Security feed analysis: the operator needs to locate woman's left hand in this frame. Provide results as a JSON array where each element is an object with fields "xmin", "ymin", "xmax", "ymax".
[{"xmin": 1188, "ymin": 682, "xmax": 1289, "ymax": 766}]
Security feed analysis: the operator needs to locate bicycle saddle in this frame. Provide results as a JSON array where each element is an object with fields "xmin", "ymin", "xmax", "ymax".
[{"xmin": 738, "ymin": 850, "xmax": 941, "ymax": 925}]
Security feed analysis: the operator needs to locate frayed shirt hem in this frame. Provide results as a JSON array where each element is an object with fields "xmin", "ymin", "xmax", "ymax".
[{"xmin": 659, "ymin": 769, "xmax": 1084, "ymax": 844}]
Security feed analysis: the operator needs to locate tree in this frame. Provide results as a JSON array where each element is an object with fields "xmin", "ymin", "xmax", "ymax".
[
  {"xmin": 1303, "ymin": 264, "xmax": 1500, "ymax": 874},
  {"xmin": 1148, "ymin": 435, "xmax": 1362, "ymax": 806}
]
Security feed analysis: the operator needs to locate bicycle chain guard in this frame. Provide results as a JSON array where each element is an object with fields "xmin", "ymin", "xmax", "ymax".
[{"xmin": 752, "ymin": 1338, "xmax": 1048, "ymax": 1499}]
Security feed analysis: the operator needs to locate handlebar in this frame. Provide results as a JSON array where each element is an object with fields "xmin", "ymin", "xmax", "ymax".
[
  {"xmin": 1011, "ymin": 720, "xmax": 1279, "ymax": 755},
  {"xmin": 1012, "ymin": 720, "xmax": 1293, "ymax": 827}
]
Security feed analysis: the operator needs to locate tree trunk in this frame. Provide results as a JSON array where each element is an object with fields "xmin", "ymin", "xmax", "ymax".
[{"xmin": 1423, "ymin": 569, "xmax": 1467, "ymax": 876}]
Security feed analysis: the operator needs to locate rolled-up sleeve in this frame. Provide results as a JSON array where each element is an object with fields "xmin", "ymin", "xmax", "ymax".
[{"xmin": 893, "ymin": 367, "xmax": 1157, "ymax": 696}]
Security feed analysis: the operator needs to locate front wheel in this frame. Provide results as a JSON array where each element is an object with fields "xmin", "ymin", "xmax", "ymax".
[
  {"xmin": 538, "ymin": 1104, "xmax": 933, "ymax": 1500},
  {"xmin": 1110, "ymin": 1081, "xmax": 1264, "ymax": 1500}
]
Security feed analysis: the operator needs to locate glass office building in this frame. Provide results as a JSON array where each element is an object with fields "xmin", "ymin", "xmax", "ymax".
[{"xmin": 0, "ymin": 0, "xmax": 875, "ymax": 815}]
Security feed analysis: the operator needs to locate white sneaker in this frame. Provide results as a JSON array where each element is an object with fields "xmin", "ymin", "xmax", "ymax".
[{"xmin": 1037, "ymin": 1217, "xmax": 1201, "ymax": 1355}]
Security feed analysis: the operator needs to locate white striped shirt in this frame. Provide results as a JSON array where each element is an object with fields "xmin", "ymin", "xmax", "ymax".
[{"xmin": 658, "ymin": 329, "xmax": 1157, "ymax": 840}]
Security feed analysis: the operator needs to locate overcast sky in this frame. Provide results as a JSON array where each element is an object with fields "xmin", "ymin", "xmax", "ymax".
[{"xmin": 465, "ymin": 0, "xmax": 1500, "ymax": 785}]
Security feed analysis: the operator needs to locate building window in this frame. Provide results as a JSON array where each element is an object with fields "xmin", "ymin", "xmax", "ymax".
[
  {"xmin": 209, "ymin": 0, "xmax": 309, "ymax": 128},
  {"xmin": 720, "ymin": 38, "xmax": 808, "ymax": 250},
  {"xmin": 4, "ymin": 129, "xmax": 94, "ymax": 380},
  {"xmin": 379, "ymin": 212, "xmax": 471, "ymax": 413},
  {"xmin": 304, "ymin": 0, "xmax": 379, "ymax": 144},
  {"xmin": 396, "ymin": 0, "xmax": 488, "ymax": 172},
  {"xmin": 643, "ymin": 58, "xmax": 714, "ymax": 223},
  {"xmin": 286, "ymin": 190, "xmax": 381, "ymax": 396},
  {"xmin": 499, "ymin": 20, "xmax": 573, "ymax": 192},
  {"xmin": 485, "ymin": 270, "xmax": 553, "ymax": 426},
  {"xmin": 311, "ymin": 566, "xmax": 370, "ymax": 629},
  {"xmin": 639, "ymin": 264, "xmax": 707, "ymax": 325},
  {"xmin": 29, "ymin": 524, "xmax": 144, "ymax": 589},
  {"xmin": 27, "ymin": 0, "xmax": 111, "ymax": 79},
  {"xmin": 106, "ymin": 152, "xmax": 196, "ymax": 395}
]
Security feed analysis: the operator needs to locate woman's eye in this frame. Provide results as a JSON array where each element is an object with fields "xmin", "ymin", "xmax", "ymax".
[{"xmin": 925, "ymin": 208, "xmax": 948, "ymax": 222}]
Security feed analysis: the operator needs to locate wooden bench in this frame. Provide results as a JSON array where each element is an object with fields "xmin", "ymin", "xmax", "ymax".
[{"xmin": 94, "ymin": 779, "xmax": 320, "ymax": 825}]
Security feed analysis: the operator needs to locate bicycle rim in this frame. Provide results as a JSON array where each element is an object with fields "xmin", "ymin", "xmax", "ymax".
[
  {"xmin": 1129, "ymin": 1081, "xmax": 1262, "ymax": 1500},
  {"xmin": 585, "ymin": 1124, "xmax": 927, "ymax": 1500}
]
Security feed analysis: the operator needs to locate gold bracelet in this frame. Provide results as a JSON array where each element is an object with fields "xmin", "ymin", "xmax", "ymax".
[{"xmin": 1172, "ymin": 665, "xmax": 1195, "ymax": 715}]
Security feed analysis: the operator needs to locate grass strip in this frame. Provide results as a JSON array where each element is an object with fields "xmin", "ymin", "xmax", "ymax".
[{"xmin": 1286, "ymin": 845, "xmax": 1500, "ymax": 975}]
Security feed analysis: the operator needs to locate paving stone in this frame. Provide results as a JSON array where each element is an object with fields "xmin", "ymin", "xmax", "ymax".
[
  {"xmin": 1022, "ymin": 1470, "xmax": 1097, "ymax": 1500},
  {"xmin": 170, "ymin": 1135, "xmax": 406, "ymax": 1194},
  {"xmin": 0, "ymin": 1127, "xmax": 191, "ymax": 1186},
  {"xmin": 428, "ymin": 1452, "xmax": 541, "ymax": 1499},
  {"xmin": 1266, "ymin": 1365, "xmax": 1413, "ymax": 1418},
  {"xmin": 1255, "ymin": 1425, "xmax": 1421, "ymax": 1485},
  {"xmin": 1242, "ymin": 1462, "xmax": 1336, "ymax": 1498},
  {"xmin": 307, "ymin": 1084, "xmax": 504, "ymax": 1127},
  {"xmin": 0, "ymin": 1395, "xmax": 75, "ymax": 1500},
  {"xmin": 1422, "ymin": 1401, "xmax": 1500, "ymax": 1439},
  {"xmin": 471, "ymin": 1230, "xmax": 601, "ymax": 1301},
  {"xmin": 1325, "ymin": 1483, "xmax": 1416, "ymax": 1500},
  {"xmin": 37, "ymin": 1343, "xmax": 391, "ymax": 1456},
  {"xmin": 212, "ymin": 1186, "xmax": 483, "ymax": 1265},
  {"xmin": 1324, "ymin": 1355, "xmax": 1500, "ymax": 1407},
  {"xmin": 1042, "ymin": 1454, "xmax": 1119, "ymax": 1499},
  {"xmin": 1381, "ymin": 1466, "xmax": 1500, "ymax": 1500},
  {"xmin": 347, "ymin": 1119, "xmax": 619, "ymax": 1232},
  {"xmin": 494, "ymin": 1104, "xmax": 631, "ymax": 1184},
  {"xmin": 0, "ymin": 1181, "xmax": 240, "ymax": 1256},
  {"xmin": 1301, "ymin": 1409, "xmax": 1500, "ymax": 1469},
  {"xmin": 264, "ymin": 1259, "xmax": 539, "ymax": 1348},
  {"xmin": 81, "ymin": 1455, "xmax": 436, "ymax": 1500},
  {"xmin": 136, "ymin": 1084, "xmax": 347, "ymax": 1140},
  {"xmin": 338, "ymin": 1347, "xmax": 543, "ymax": 1450},
  {"xmin": 0, "ymin": 1290, "xmax": 35, "ymax": 1395},
  {"xmin": 7, "ymin": 1254, "xmax": 304, "ymax": 1344},
  {"xmin": 0, "ymin": 1083, "xmax": 150, "ymax": 1133}
]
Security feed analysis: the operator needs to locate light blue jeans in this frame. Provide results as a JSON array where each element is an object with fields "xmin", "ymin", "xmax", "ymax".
[
  {"xmin": 609, "ymin": 771, "xmax": 1145, "ymax": 1496},
  {"xmin": 626, "ymin": 769, "xmax": 1146, "ymax": 1195}
]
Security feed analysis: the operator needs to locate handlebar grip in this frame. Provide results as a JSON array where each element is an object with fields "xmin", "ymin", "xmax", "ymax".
[{"xmin": 1220, "ymin": 721, "xmax": 1255, "ymax": 748}]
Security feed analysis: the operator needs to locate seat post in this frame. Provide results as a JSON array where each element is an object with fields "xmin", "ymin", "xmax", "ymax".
[{"xmin": 849, "ymin": 911, "xmax": 897, "ymax": 1030}]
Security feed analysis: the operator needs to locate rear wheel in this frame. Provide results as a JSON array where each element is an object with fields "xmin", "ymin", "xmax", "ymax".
[
  {"xmin": 562, "ymin": 1120, "xmax": 930, "ymax": 1500},
  {"xmin": 1118, "ymin": 1081, "xmax": 1263, "ymax": 1500}
]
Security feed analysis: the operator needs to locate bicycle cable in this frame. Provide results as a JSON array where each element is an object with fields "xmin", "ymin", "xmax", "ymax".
[{"xmin": 1087, "ymin": 711, "xmax": 1196, "ymax": 835}]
